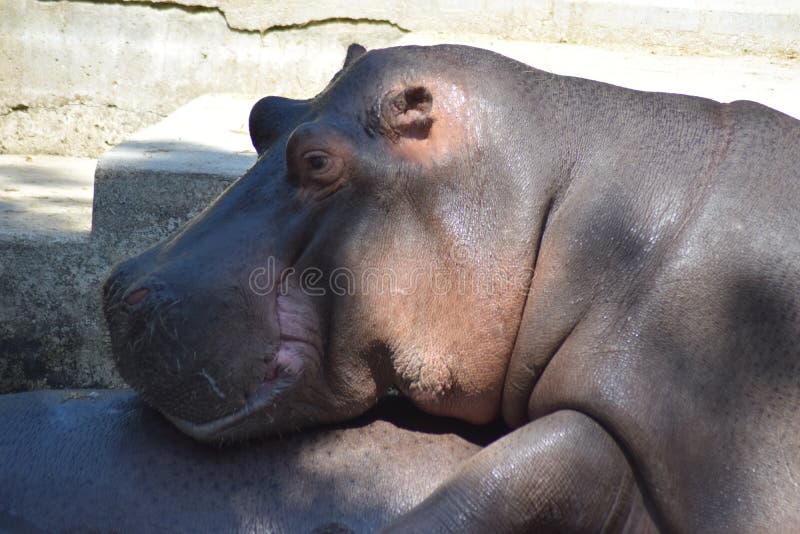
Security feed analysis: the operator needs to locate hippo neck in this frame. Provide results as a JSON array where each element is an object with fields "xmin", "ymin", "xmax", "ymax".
[
  {"xmin": 502, "ymin": 71, "xmax": 731, "ymax": 426},
  {"xmin": 390, "ymin": 70, "xmax": 586, "ymax": 425}
]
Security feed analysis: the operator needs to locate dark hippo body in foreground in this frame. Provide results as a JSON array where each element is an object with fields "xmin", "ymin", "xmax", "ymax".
[
  {"xmin": 103, "ymin": 44, "xmax": 800, "ymax": 531},
  {"xmin": 0, "ymin": 389, "xmax": 502, "ymax": 533}
]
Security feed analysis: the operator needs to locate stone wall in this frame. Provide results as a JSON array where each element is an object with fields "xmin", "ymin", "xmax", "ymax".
[
  {"xmin": 2, "ymin": 0, "xmax": 798, "ymax": 157},
  {"xmin": 0, "ymin": 0, "xmax": 404, "ymax": 156}
]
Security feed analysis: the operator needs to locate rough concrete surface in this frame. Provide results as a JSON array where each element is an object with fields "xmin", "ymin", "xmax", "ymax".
[
  {"xmin": 0, "ymin": 239, "xmax": 118, "ymax": 392},
  {"xmin": 134, "ymin": 0, "xmax": 800, "ymax": 57},
  {"xmin": 0, "ymin": 0, "xmax": 404, "ymax": 157},
  {"xmin": 0, "ymin": 97, "xmax": 163, "ymax": 160},
  {"xmin": 0, "ymin": 156, "xmax": 116, "ymax": 391},
  {"xmin": 0, "ymin": 155, "xmax": 95, "ymax": 240}
]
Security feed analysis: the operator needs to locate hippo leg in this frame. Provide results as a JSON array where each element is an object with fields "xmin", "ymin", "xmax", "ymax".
[{"xmin": 384, "ymin": 410, "xmax": 656, "ymax": 533}]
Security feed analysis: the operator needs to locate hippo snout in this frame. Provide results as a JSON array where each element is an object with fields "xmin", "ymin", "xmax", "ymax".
[
  {"xmin": 102, "ymin": 251, "xmax": 281, "ymax": 427},
  {"xmin": 103, "ymin": 262, "xmax": 171, "ymax": 314}
]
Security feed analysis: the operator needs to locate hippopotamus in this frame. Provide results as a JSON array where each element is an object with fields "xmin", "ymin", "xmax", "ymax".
[
  {"xmin": 0, "ymin": 389, "xmax": 502, "ymax": 533},
  {"xmin": 102, "ymin": 43, "xmax": 800, "ymax": 531}
]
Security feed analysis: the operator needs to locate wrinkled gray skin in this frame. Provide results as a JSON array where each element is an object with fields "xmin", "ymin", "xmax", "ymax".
[
  {"xmin": 0, "ymin": 389, "xmax": 500, "ymax": 533},
  {"xmin": 103, "ymin": 43, "xmax": 800, "ymax": 532}
]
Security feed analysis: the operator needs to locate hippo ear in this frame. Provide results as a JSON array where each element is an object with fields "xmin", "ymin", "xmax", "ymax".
[
  {"xmin": 249, "ymin": 96, "xmax": 309, "ymax": 155},
  {"xmin": 343, "ymin": 43, "xmax": 367, "ymax": 68},
  {"xmin": 323, "ymin": 43, "xmax": 367, "ymax": 90},
  {"xmin": 381, "ymin": 86, "xmax": 434, "ymax": 140}
]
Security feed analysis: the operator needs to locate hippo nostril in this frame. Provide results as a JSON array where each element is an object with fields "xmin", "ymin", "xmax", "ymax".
[{"xmin": 125, "ymin": 288, "xmax": 150, "ymax": 306}]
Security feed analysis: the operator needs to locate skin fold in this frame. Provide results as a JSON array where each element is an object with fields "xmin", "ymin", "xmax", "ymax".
[{"xmin": 102, "ymin": 44, "xmax": 800, "ymax": 531}]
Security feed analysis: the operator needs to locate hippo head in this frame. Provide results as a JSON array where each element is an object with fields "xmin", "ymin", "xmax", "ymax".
[{"xmin": 103, "ymin": 44, "xmax": 551, "ymax": 442}]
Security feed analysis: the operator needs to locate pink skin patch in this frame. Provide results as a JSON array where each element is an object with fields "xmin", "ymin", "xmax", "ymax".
[
  {"xmin": 125, "ymin": 288, "xmax": 149, "ymax": 306},
  {"xmin": 265, "ymin": 293, "xmax": 322, "ymax": 385}
]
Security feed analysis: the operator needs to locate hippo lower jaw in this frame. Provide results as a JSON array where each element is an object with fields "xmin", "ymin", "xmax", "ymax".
[
  {"xmin": 164, "ymin": 292, "xmax": 323, "ymax": 442},
  {"xmin": 163, "ymin": 380, "xmax": 284, "ymax": 441}
]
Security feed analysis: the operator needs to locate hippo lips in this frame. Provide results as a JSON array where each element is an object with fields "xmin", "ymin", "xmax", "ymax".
[
  {"xmin": 265, "ymin": 292, "xmax": 320, "ymax": 383},
  {"xmin": 165, "ymin": 293, "xmax": 322, "ymax": 441}
]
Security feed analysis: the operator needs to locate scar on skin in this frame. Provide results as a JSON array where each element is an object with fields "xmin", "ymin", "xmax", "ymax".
[{"xmin": 199, "ymin": 368, "xmax": 227, "ymax": 399}]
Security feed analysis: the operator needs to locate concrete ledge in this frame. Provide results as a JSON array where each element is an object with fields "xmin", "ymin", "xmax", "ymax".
[
  {"xmin": 0, "ymin": 155, "xmax": 95, "ymax": 242},
  {"xmin": 0, "ymin": 240, "xmax": 116, "ymax": 392},
  {"xmin": 92, "ymin": 94, "xmax": 257, "ymax": 250},
  {"xmin": 0, "ymin": 155, "xmax": 116, "ymax": 391}
]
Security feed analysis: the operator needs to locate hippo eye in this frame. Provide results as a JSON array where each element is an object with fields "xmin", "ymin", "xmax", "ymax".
[
  {"xmin": 286, "ymin": 124, "xmax": 349, "ymax": 198},
  {"xmin": 299, "ymin": 150, "xmax": 345, "ymax": 191},
  {"xmin": 303, "ymin": 151, "xmax": 331, "ymax": 172}
]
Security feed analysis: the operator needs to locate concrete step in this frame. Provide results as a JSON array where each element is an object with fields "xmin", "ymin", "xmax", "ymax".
[
  {"xmin": 0, "ymin": 155, "xmax": 95, "ymax": 242},
  {"xmin": 0, "ymin": 155, "xmax": 111, "ymax": 391},
  {"xmin": 92, "ymin": 93, "xmax": 257, "ymax": 254}
]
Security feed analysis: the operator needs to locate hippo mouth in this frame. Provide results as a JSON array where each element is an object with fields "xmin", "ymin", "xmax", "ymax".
[{"xmin": 165, "ymin": 292, "xmax": 323, "ymax": 441}]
